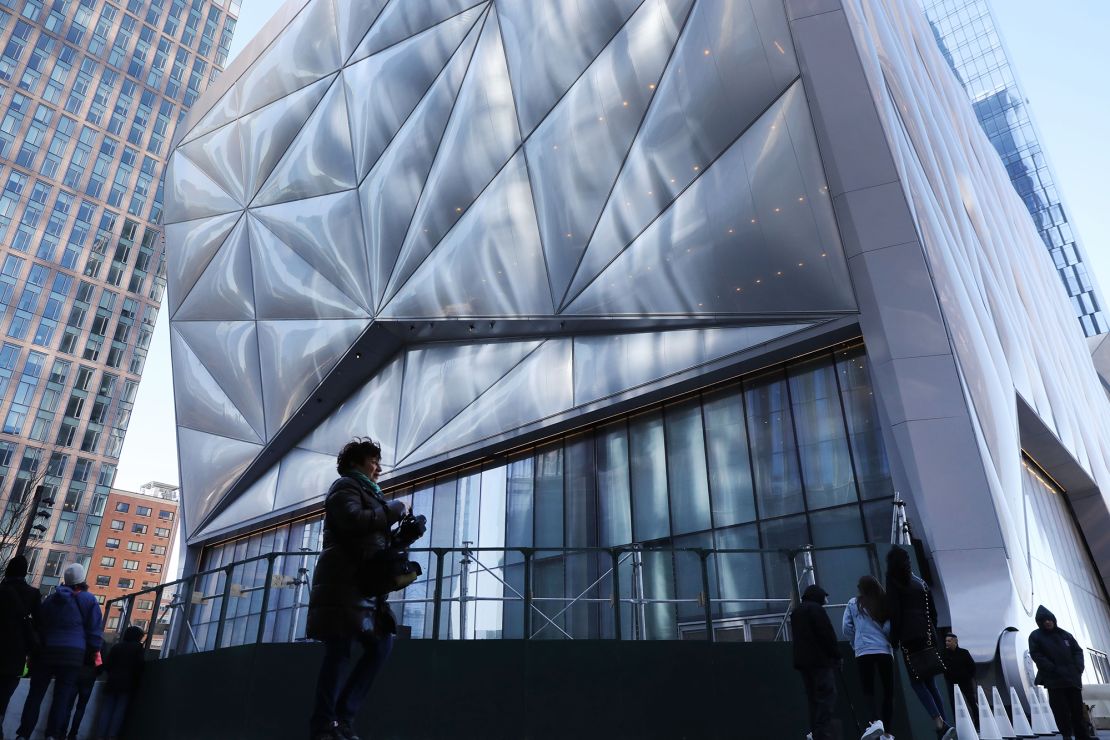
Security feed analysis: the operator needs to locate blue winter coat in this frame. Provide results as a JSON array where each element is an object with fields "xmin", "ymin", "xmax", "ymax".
[
  {"xmin": 37, "ymin": 585, "xmax": 103, "ymax": 667},
  {"xmin": 842, "ymin": 597, "xmax": 892, "ymax": 657}
]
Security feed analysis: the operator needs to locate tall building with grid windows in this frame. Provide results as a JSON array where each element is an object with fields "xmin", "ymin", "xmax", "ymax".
[
  {"xmin": 0, "ymin": 0, "xmax": 239, "ymax": 592},
  {"xmin": 921, "ymin": 0, "xmax": 1107, "ymax": 336}
]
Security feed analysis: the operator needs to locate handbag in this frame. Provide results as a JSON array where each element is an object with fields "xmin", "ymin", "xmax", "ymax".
[{"xmin": 903, "ymin": 582, "xmax": 945, "ymax": 678}]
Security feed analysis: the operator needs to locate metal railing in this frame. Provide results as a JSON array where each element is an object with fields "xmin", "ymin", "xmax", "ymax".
[{"xmin": 104, "ymin": 542, "xmax": 890, "ymax": 656}]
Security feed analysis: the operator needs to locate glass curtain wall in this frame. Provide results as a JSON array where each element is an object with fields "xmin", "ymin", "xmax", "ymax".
[{"xmin": 195, "ymin": 343, "xmax": 894, "ymax": 644}]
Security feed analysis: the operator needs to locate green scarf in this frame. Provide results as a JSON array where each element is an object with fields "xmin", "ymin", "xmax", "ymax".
[{"xmin": 340, "ymin": 469, "xmax": 382, "ymax": 498}]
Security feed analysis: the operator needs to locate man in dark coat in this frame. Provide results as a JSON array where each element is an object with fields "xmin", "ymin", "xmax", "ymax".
[
  {"xmin": 95, "ymin": 625, "xmax": 145, "ymax": 739},
  {"xmin": 1029, "ymin": 605, "xmax": 1092, "ymax": 740},
  {"xmin": 0, "ymin": 555, "xmax": 40, "ymax": 728},
  {"xmin": 306, "ymin": 438, "xmax": 422, "ymax": 740},
  {"xmin": 791, "ymin": 584, "xmax": 841, "ymax": 740},
  {"xmin": 943, "ymin": 633, "xmax": 977, "ymax": 729}
]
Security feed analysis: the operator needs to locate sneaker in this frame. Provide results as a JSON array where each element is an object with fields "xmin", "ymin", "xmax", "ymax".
[
  {"xmin": 862, "ymin": 720, "xmax": 885, "ymax": 740},
  {"xmin": 806, "ymin": 734, "xmax": 813, "ymax": 740},
  {"xmin": 937, "ymin": 727, "xmax": 956, "ymax": 740},
  {"xmin": 334, "ymin": 722, "xmax": 360, "ymax": 740}
]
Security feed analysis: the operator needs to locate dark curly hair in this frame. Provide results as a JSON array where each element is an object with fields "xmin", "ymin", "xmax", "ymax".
[{"xmin": 336, "ymin": 437, "xmax": 382, "ymax": 474}]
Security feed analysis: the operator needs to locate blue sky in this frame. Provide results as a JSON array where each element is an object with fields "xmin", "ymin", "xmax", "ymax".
[{"xmin": 113, "ymin": 0, "xmax": 1110, "ymax": 491}]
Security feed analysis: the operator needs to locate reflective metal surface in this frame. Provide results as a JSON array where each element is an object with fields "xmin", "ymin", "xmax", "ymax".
[
  {"xmin": 335, "ymin": 0, "xmax": 390, "ymax": 61},
  {"xmin": 170, "ymin": 328, "xmax": 263, "ymax": 444},
  {"xmin": 165, "ymin": 212, "xmax": 241, "ymax": 315},
  {"xmin": 351, "ymin": 0, "xmax": 487, "ymax": 63},
  {"xmin": 199, "ymin": 466, "xmax": 281, "ymax": 536},
  {"xmin": 273, "ymin": 447, "xmax": 338, "ymax": 512},
  {"xmin": 175, "ymin": 218, "xmax": 257, "ymax": 321},
  {"xmin": 165, "ymin": 152, "xmax": 241, "ymax": 224},
  {"xmin": 175, "ymin": 320, "xmax": 266, "ymax": 444},
  {"xmin": 179, "ymin": 121, "xmax": 247, "ymax": 207},
  {"xmin": 178, "ymin": 427, "xmax": 264, "ymax": 533}
]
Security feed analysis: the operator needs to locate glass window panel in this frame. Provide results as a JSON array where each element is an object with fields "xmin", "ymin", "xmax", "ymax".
[
  {"xmin": 564, "ymin": 433, "xmax": 597, "ymax": 549},
  {"xmin": 809, "ymin": 505, "xmax": 872, "ymax": 635},
  {"xmin": 835, "ymin": 347, "xmax": 894, "ymax": 500},
  {"xmin": 502, "ymin": 563, "xmax": 525, "ymax": 639},
  {"xmin": 533, "ymin": 444, "xmax": 563, "ymax": 549},
  {"xmin": 759, "ymin": 514, "xmax": 809, "ymax": 610},
  {"xmin": 862, "ymin": 498, "xmax": 893, "ymax": 543},
  {"xmin": 745, "ymin": 371, "xmax": 804, "ymax": 519},
  {"xmin": 714, "ymin": 523, "xmax": 767, "ymax": 617},
  {"xmin": 431, "ymin": 477, "xmax": 457, "ymax": 579},
  {"xmin": 505, "ymin": 457, "xmax": 534, "ymax": 563},
  {"xmin": 531, "ymin": 557, "xmax": 565, "ymax": 640},
  {"xmin": 641, "ymin": 548, "xmax": 676, "ymax": 640},
  {"xmin": 788, "ymin": 355, "xmax": 858, "ymax": 509},
  {"xmin": 564, "ymin": 550, "xmax": 599, "ymax": 639},
  {"xmin": 596, "ymin": 421, "xmax": 631, "ymax": 547},
  {"xmin": 629, "ymin": 410, "xmax": 669, "ymax": 542},
  {"xmin": 703, "ymin": 385, "xmax": 756, "ymax": 527},
  {"xmin": 455, "ymin": 469, "xmax": 481, "ymax": 548},
  {"xmin": 672, "ymin": 532, "xmax": 716, "ymax": 623},
  {"xmin": 664, "ymin": 399, "xmax": 711, "ymax": 535}
]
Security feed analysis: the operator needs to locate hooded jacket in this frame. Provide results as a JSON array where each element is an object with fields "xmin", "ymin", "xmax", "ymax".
[
  {"xmin": 103, "ymin": 625, "xmax": 145, "ymax": 693},
  {"xmin": 791, "ymin": 585, "xmax": 840, "ymax": 670},
  {"xmin": 1028, "ymin": 605, "xmax": 1085, "ymax": 689},
  {"xmin": 38, "ymin": 584, "xmax": 103, "ymax": 667},
  {"xmin": 885, "ymin": 573, "xmax": 936, "ymax": 649}
]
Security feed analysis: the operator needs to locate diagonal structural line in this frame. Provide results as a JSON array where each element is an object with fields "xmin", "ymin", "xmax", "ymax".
[
  {"xmin": 530, "ymin": 551, "xmax": 633, "ymax": 638},
  {"xmin": 173, "ymin": 326, "xmax": 265, "ymax": 444},
  {"xmin": 465, "ymin": 551, "xmax": 573, "ymax": 640}
]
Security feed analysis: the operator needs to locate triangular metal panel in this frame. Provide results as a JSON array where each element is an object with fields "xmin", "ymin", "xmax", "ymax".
[
  {"xmin": 380, "ymin": 152, "xmax": 552, "ymax": 318},
  {"xmin": 251, "ymin": 190, "xmax": 372, "ymax": 313},
  {"xmin": 178, "ymin": 426, "xmax": 263, "ymax": 537},
  {"xmin": 164, "ymin": 151, "xmax": 241, "ymax": 224},
  {"xmin": 496, "ymin": 0, "xmax": 643, "ymax": 136},
  {"xmin": 360, "ymin": 16, "xmax": 481, "ymax": 311},
  {"xmin": 395, "ymin": 338, "xmax": 543, "ymax": 460},
  {"xmin": 239, "ymin": 74, "xmax": 335, "ymax": 202},
  {"xmin": 236, "ymin": 0, "xmax": 342, "ymax": 116},
  {"xmin": 256, "ymin": 319, "xmax": 369, "ymax": 439},
  {"xmin": 247, "ymin": 216, "xmax": 369, "ymax": 320},
  {"xmin": 525, "ymin": 0, "xmax": 692, "ymax": 303},
  {"xmin": 273, "ymin": 447, "xmax": 340, "ymax": 512},
  {"xmin": 343, "ymin": 4, "xmax": 484, "ymax": 181},
  {"xmin": 191, "ymin": 465, "xmax": 280, "ymax": 542},
  {"xmin": 165, "ymin": 212, "xmax": 240, "ymax": 316},
  {"xmin": 181, "ymin": 84, "xmax": 240, "ymax": 146},
  {"xmin": 253, "ymin": 79, "xmax": 357, "ymax": 206},
  {"xmin": 300, "ymin": 353, "xmax": 404, "ymax": 467},
  {"xmin": 175, "ymin": 320, "xmax": 266, "ymax": 444},
  {"xmin": 572, "ymin": 325, "xmax": 812, "ymax": 405},
  {"xmin": 402, "ymin": 339, "xmax": 573, "ymax": 465},
  {"xmin": 382, "ymin": 10, "xmax": 521, "ymax": 305},
  {"xmin": 333, "ymin": 0, "xmax": 389, "ymax": 61},
  {"xmin": 349, "ymin": 0, "xmax": 487, "ymax": 64},
  {"xmin": 174, "ymin": 217, "xmax": 256, "ymax": 321},
  {"xmin": 564, "ymin": 83, "xmax": 856, "ymax": 316},
  {"xmin": 178, "ymin": 120, "xmax": 246, "ymax": 206},
  {"xmin": 170, "ymin": 327, "xmax": 262, "ymax": 444},
  {"xmin": 563, "ymin": 0, "xmax": 796, "ymax": 305}
]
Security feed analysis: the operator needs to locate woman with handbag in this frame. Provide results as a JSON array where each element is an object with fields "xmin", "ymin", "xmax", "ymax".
[
  {"xmin": 885, "ymin": 548, "xmax": 955, "ymax": 740},
  {"xmin": 306, "ymin": 438, "xmax": 411, "ymax": 740}
]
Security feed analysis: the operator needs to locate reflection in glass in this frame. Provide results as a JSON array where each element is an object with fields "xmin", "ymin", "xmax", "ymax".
[
  {"xmin": 630, "ymin": 410, "xmax": 669, "ymax": 541},
  {"xmin": 703, "ymin": 385, "xmax": 756, "ymax": 527},
  {"xmin": 665, "ymin": 399, "xmax": 711, "ymax": 535},
  {"xmin": 715, "ymin": 523, "xmax": 765, "ymax": 618},
  {"xmin": 596, "ymin": 421, "xmax": 632, "ymax": 546},
  {"xmin": 836, "ymin": 347, "xmax": 894, "ymax": 500},
  {"xmin": 746, "ymin": 371, "xmax": 804, "ymax": 519},
  {"xmin": 789, "ymin": 356, "xmax": 857, "ymax": 510},
  {"xmin": 809, "ymin": 505, "xmax": 871, "ymax": 620}
]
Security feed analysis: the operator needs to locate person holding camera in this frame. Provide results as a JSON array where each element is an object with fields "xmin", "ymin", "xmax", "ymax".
[{"xmin": 306, "ymin": 438, "xmax": 425, "ymax": 740}]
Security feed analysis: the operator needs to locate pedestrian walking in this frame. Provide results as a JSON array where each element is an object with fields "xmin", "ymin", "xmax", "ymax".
[
  {"xmin": 942, "ymin": 633, "xmax": 977, "ymax": 730},
  {"xmin": 885, "ymin": 548, "xmax": 955, "ymax": 740},
  {"xmin": 1029, "ymin": 605, "xmax": 1092, "ymax": 740},
  {"xmin": 95, "ymin": 625, "xmax": 145, "ymax": 740},
  {"xmin": 16, "ymin": 563, "xmax": 103, "ymax": 740},
  {"xmin": 792, "ymin": 584, "xmax": 841, "ymax": 740},
  {"xmin": 0, "ymin": 556, "xmax": 40, "ymax": 730},
  {"xmin": 843, "ymin": 575, "xmax": 894, "ymax": 740},
  {"xmin": 305, "ymin": 438, "xmax": 426, "ymax": 740}
]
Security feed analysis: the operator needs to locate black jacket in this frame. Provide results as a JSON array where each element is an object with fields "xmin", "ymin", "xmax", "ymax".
[
  {"xmin": 103, "ymin": 626, "xmax": 145, "ymax": 693},
  {"xmin": 1029, "ymin": 605, "xmax": 1084, "ymax": 689},
  {"xmin": 791, "ymin": 585, "xmax": 840, "ymax": 670},
  {"xmin": 306, "ymin": 476, "xmax": 398, "ymax": 641},
  {"xmin": 885, "ymin": 573, "xmax": 936, "ymax": 649},
  {"xmin": 943, "ymin": 645, "xmax": 976, "ymax": 687},
  {"xmin": 0, "ymin": 575, "xmax": 40, "ymax": 676}
]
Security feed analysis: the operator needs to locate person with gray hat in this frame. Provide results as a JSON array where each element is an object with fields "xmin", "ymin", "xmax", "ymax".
[
  {"xmin": 16, "ymin": 563, "xmax": 102, "ymax": 740},
  {"xmin": 0, "ymin": 555, "xmax": 40, "ymax": 732}
]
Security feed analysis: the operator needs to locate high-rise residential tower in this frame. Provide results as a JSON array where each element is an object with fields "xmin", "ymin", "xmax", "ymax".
[
  {"xmin": 0, "ymin": 0, "xmax": 239, "ymax": 591},
  {"xmin": 922, "ymin": 0, "xmax": 1106, "ymax": 336}
]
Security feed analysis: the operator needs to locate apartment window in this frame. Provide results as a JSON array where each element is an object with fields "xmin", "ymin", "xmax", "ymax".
[
  {"xmin": 114, "ymin": 502, "xmax": 128, "ymax": 513},
  {"xmin": 137, "ymin": 599, "xmax": 153, "ymax": 610},
  {"xmin": 117, "ymin": 578, "xmax": 133, "ymax": 589},
  {"xmin": 131, "ymin": 523, "xmax": 146, "ymax": 534},
  {"xmin": 158, "ymin": 510, "xmax": 173, "ymax": 520},
  {"xmin": 145, "ymin": 562, "xmax": 161, "ymax": 573},
  {"xmin": 122, "ymin": 559, "xmax": 138, "ymax": 571},
  {"xmin": 154, "ymin": 527, "xmax": 169, "ymax": 538},
  {"xmin": 126, "ymin": 541, "xmax": 142, "ymax": 552},
  {"xmin": 136, "ymin": 505, "xmax": 151, "ymax": 517},
  {"xmin": 150, "ymin": 545, "xmax": 166, "ymax": 555},
  {"xmin": 99, "ymin": 556, "xmax": 115, "ymax": 567},
  {"xmin": 95, "ymin": 575, "xmax": 110, "ymax": 586},
  {"xmin": 109, "ymin": 519, "xmax": 123, "ymax": 530},
  {"xmin": 105, "ymin": 538, "xmax": 119, "ymax": 549}
]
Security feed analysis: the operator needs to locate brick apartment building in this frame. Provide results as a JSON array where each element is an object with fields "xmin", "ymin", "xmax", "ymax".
[{"xmin": 88, "ymin": 481, "xmax": 178, "ymax": 638}]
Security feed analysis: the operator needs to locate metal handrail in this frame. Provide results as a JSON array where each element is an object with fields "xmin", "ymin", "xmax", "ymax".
[{"xmin": 103, "ymin": 542, "xmax": 885, "ymax": 655}]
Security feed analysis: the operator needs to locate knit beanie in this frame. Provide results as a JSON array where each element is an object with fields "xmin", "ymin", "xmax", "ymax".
[{"xmin": 62, "ymin": 562, "xmax": 86, "ymax": 586}]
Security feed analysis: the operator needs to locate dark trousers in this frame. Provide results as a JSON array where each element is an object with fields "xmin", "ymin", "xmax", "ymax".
[
  {"xmin": 1048, "ymin": 686, "xmax": 1091, "ymax": 740},
  {"xmin": 95, "ymin": 690, "xmax": 132, "ymax": 739},
  {"xmin": 0, "ymin": 673, "xmax": 20, "ymax": 727},
  {"xmin": 67, "ymin": 666, "xmax": 96, "ymax": 738},
  {"xmin": 799, "ymin": 666, "xmax": 839, "ymax": 740},
  {"xmin": 310, "ymin": 634, "xmax": 394, "ymax": 732},
  {"xmin": 18, "ymin": 661, "xmax": 80, "ymax": 738},
  {"xmin": 856, "ymin": 653, "xmax": 894, "ymax": 727}
]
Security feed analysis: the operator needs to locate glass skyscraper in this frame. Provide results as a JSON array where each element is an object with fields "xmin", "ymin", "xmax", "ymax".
[
  {"xmin": 922, "ymin": 0, "xmax": 1107, "ymax": 336},
  {"xmin": 0, "ymin": 0, "xmax": 239, "ymax": 592}
]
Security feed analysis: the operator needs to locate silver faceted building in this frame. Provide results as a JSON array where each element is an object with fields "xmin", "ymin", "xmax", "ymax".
[{"xmin": 165, "ymin": 0, "xmax": 1110, "ymax": 685}]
